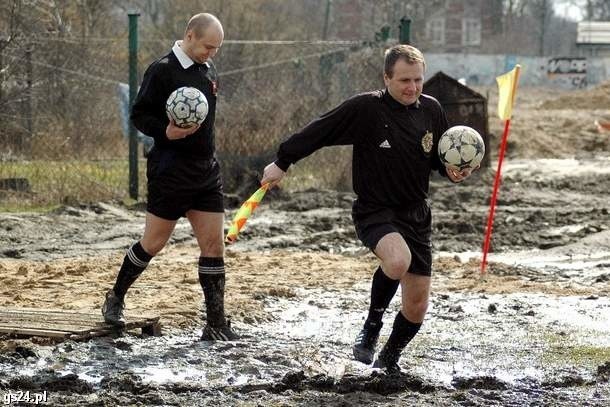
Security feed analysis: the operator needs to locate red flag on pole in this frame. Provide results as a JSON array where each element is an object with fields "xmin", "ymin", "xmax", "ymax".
[{"xmin": 481, "ymin": 64, "xmax": 521, "ymax": 274}]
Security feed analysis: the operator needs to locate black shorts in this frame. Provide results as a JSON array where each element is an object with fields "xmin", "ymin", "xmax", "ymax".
[
  {"xmin": 146, "ymin": 150, "xmax": 224, "ymax": 221},
  {"xmin": 352, "ymin": 200, "xmax": 432, "ymax": 276}
]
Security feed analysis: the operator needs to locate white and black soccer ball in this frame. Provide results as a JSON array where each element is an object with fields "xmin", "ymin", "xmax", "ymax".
[
  {"xmin": 165, "ymin": 86, "xmax": 209, "ymax": 128},
  {"xmin": 438, "ymin": 125, "xmax": 485, "ymax": 169}
]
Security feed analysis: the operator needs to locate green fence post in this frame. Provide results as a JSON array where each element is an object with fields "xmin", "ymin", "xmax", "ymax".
[
  {"xmin": 128, "ymin": 12, "xmax": 140, "ymax": 200},
  {"xmin": 399, "ymin": 17, "xmax": 411, "ymax": 45},
  {"xmin": 322, "ymin": 0, "xmax": 331, "ymax": 40}
]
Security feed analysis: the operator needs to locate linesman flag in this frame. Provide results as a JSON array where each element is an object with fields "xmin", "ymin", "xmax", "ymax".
[
  {"xmin": 481, "ymin": 64, "xmax": 521, "ymax": 275},
  {"xmin": 496, "ymin": 65, "xmax": 521, "ymax": 120},
  {"xmin": 225, "ymin": 184, "xmax": 269, "ymax": 244}
]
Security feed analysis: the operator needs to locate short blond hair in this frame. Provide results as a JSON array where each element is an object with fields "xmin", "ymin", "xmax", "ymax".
[{"xmin": 384, "ymin": 45, "xmax": 426, "ymax": 78}]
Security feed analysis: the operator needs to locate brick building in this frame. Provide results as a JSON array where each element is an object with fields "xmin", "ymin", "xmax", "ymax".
[{"xmin": 328, "ymin": 0, "xmax": 501, "ymax": 53}]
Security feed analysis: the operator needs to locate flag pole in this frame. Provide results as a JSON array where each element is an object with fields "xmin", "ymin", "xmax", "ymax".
[
  {"xmin": 481, "ymin": 65, "xmax": 521, "ymax": 274},
  {"xmin": 481, "ymin": 119, "xmax": 511, "ymax": 274}
]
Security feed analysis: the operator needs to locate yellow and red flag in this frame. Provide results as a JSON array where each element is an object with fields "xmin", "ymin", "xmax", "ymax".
[
  {"xmin": 225, "ymin": 184, "xmax": 269, "ymax": 244},
  {"xmin": 481, "ymin": 65, "xmax": 521, "ymax": 275},
  {"xmin": 496, "ymin": 65, "xmax": 521, "ymax": 120}
]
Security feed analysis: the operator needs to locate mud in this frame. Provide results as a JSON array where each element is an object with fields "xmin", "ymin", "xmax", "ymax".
[{"xmin": 1, "ymin": 87, "xmax": 610, "ymax": 405}]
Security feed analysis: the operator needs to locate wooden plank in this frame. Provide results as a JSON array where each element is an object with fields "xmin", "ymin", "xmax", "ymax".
[
  {"xmin": 2, "ymin": 307, "xmax": 100, "ymax": 315},
  {"xmin": 142, "ymin": 321, "xmax": 162, "ymax": 336},
  {"xmin": 0, "ymin": 318, "xmax": 158, "ymax": 332},
  {"xmin": 2, "ymin": 307, "xmax": 108, "ymax": 318},
  {"xmin": 0, "ymin": 322, "xmax": 104, "ymax": 334},
  {"xmin": 0, "ymin": 327, "xmax": 71, "ymax": 338},
  {"xmin": 3, "ymin": 318, "xmax": 100, "ymax": 325},
  {"xmin": 0, "ymin": 308, "xmax": 157, "ymax": 323},
  {"xmin": 1, "ymin": 308, "xmax": 159, "ymax": 320},
  {"xmin": 0, "ymin": 314, "xmax": 106, "ymax": 325},
  {"xmin": 0, "ymin": 312, "xmax": 101, "ymax": 324},
  {"xmin": 0, "ymin": 307, "xmax": 161, "ymax": 341}
]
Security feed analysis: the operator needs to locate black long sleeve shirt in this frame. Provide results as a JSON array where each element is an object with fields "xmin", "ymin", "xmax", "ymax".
[
  {"xmin": 275, "ymin": 90, "xmax": 449, "ymax": 212},
  {"xmin": 130, "ymin": 49, "xmax": 218, "ymax": 159}
]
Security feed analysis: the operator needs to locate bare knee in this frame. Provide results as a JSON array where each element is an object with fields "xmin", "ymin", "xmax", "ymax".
[
  {"xmin": 402, "ymin": 296, "xmax": 429, "ymax": 322},
  {"xmin": 382, "ymin": 253, "xmax": 412, "ymax": 280},
  {"xmin": 140, "ymin": 239, "xmax": 166, "ymax": 256},
  {"xmin": 200, "ymin": 239, "xmax": 224, "ymax": 258}
]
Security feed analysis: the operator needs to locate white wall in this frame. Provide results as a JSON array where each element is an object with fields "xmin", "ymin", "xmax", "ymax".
[{"xmin": 426, "ymin": 53, "xmax": 610, "ymax": 88}]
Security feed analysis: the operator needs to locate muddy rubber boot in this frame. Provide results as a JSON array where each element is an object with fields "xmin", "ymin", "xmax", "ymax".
[
  {"xmin": 352, "ymin": 320, "xmax": 382, "ymax": 364},
  {"xmin": 201, "ymin": 317, "xmax": 238, "ymax": 341},
  {"xmin": 102, "ymin": 289, "xmax": 126, "ymax": 327},
  {"xmin": 373, "ymin": 342, "xmax": 402, "ymax": 374},
  {"xmin": 198, "ymin": 257, "xmax": 236, "ymax": 341}
]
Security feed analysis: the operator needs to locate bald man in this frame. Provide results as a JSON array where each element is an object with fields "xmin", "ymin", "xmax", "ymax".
[{"xmin": 102, "ymin": 13, "xmax": 237, "ymax": 341}]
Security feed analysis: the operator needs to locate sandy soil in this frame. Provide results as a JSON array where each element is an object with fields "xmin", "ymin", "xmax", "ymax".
[
  {"xmin": 0, "ymin": 244, "xmax": 607, "ymax": 332},
  {"xmin": 1, "ymin": 85, "xmax": 609, "ymax": 406}
]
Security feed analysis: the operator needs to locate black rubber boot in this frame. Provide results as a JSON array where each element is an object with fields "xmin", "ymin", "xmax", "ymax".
[{"xmin": 101, "ymin": 289, "xmax": 126, "ymax": 327}]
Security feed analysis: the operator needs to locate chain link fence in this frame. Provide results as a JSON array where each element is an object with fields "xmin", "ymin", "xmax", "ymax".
[{"xmin": 0, "ymin": 31, "xmax": 386, "ymax": 208}]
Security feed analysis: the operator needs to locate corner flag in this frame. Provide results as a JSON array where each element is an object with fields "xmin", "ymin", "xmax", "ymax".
[
  {"xmin": 496, "ymin": 65, "xmax": 521, "ymax": 120},
  {"xmin": 481, "ymin": 65, "xmax": 521, "ymax": 274}
]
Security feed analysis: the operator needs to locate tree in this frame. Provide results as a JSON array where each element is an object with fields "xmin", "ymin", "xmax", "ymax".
[
  {"xmin": 585, "ymin": 0, "xmax": 610, "ymax": 20},
  {"xmin": 528, "ymin": 0, "xmax": 555, "ymax": 55}
]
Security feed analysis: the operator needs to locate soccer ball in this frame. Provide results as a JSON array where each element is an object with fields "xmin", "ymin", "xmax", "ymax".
[
  {"xmin": 165, "ymin": 87, "xmax": 208, "ymax": 128},
  {"xmin": 438, "ymin": 125, "xmax": 485, "ymax": 169}
]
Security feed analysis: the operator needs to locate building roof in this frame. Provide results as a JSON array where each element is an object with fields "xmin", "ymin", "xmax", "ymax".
[{"xmin": 577, "ymin": 21, "xmax": 610, "ymax": 44}]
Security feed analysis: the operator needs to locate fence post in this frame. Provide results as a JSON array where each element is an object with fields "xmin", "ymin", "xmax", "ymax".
[
  {"xmin": 25, "ymin": 47, "xmax": 33, "ymax": 152},
  {"xmin": 0, "ymin": 40, "xmax": 4, "ymax": 105},
  {"xmin": 399, "ymin": 17, "xmax": 411, "ymax": 45},
  {"xmin": 322, "ymin": 0, "xmax": 332, "ymax": 40},
  {"xmin": 128, "ymin": 12, "xmax": 140, "ymax": 200}
]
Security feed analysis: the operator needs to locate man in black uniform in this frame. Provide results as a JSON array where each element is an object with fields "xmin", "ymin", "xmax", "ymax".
[
  {"xmin": 261, "ymin": 45, "xmax": 476, "ymax": 371},
  {"xmin": 101, "ymin": 13, "xmax": 236, "ymax": 341}
]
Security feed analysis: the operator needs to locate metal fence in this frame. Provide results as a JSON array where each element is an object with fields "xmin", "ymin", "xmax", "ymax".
[{"xmin": 0, "ymin": 31, "xmax": 386, "ymax": 208}]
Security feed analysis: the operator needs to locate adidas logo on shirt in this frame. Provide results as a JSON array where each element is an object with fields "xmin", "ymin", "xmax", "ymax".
[{"xmin": 379, "ymin": 140, "xmax": 391, "ymax": 148}]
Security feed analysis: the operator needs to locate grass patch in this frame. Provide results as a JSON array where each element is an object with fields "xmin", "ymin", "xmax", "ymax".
[
  {"xmin": 0, "ymin": 159, "xmax": 146, "ymax": 209},
  {"xmin": 0, "ymin": 202, "xmax": 60, "ymax": 213},
  {"xmin": 1, "ymin": 149, "xmax": 353, "ymax": 210},
  {"xmin": 543, "ymin": 332, "xmax": 610, "ymax": 367},
  {"xmin": 282, "ymin": 146, "xmax": 352, "ymax": 192},
  {"xmin": 554, "ymin": 345, "xmax": 610, "ymax": 365}
]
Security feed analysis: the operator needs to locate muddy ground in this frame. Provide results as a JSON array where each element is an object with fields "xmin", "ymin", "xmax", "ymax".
[{"xmin": 0, "ymin": 86, "xmax": 609, "ymax": 406}]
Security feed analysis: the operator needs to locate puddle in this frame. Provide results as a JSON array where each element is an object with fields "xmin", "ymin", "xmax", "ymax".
[{"xmin": 2, "ymin": 283, "xmax": 609, "ymax": 405}]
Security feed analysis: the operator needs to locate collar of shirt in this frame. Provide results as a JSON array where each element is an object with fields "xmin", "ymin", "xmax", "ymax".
[
  {"xmin": 172, "ymin": 40, "xmax": 210, "ymax": 70},
  {"xmin": 382, "ymin": 88, "xmax": 421, "ymax": 110}
]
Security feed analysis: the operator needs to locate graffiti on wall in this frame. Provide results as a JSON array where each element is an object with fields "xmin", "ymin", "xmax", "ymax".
[{"xmin": 547, "ymin": 57, "xmax": 587, "ymax": 88}]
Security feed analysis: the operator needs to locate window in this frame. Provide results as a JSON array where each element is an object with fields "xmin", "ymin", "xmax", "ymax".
[
  {"xmin": 462, "ymin": 18, "xmax": 481, "ymax": 46},
  {"xmin": 427, "ymin": 18, "xmax": 445, "ymax": 45}
]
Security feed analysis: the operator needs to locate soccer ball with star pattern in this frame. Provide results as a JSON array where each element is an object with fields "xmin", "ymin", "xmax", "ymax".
[
  {"xmin": 165, "ymin": 87, "xmax": 209, "ymax": 128},
  {"xmin": 438, "ymin": 125, "xmax": 485, "ymax": 170}
]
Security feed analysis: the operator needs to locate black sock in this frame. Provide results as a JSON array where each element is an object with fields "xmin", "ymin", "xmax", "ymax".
[
  {"xmin": 113, "ymin": 242, "xmax": 153, "ymax": 300},
  {"xmin": 385, "ymin": 311, "xmax": 422, "ymax": 351},
  {"xmin": 198, "ymin": 256, "xmax": 226, "ymax": 327},
  {"xmin": 366, "ymin": 266, "xmax": 400, "ymax": 325}
]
